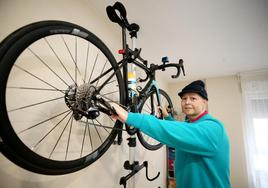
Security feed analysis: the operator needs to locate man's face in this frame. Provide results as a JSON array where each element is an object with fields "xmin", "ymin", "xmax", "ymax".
[{"xmin": 181, "ymin": 92, "xmax": 207, "ymax": 119}]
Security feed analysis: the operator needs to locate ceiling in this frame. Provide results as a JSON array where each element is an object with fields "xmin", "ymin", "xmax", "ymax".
[{"xmin": 90, "ymin": 0, "xmax": 268, "ymax": 83}]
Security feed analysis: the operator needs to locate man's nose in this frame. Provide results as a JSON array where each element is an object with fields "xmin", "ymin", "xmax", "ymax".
[{"xmin": 185, "ymin": 98, "xmax": 191, "ymax": 104}]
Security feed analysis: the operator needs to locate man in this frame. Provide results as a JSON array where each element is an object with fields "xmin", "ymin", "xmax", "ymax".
[{"xmin": 111, "ymin": 80, "xmax": 230, "ymax": 188}]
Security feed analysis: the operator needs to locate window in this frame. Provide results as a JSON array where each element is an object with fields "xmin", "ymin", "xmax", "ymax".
[
  {"xmin": 241, "ymin": 72, "xmax": 268, "ymax": 188},
  {"xmin": 251, "ymin": 100, "xmax": 268, "ymax": 188}
]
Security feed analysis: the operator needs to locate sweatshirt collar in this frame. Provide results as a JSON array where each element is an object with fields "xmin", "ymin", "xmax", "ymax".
[{"xmin": 188, "ymin": 110, "xmax": 208, "ymax": 123}]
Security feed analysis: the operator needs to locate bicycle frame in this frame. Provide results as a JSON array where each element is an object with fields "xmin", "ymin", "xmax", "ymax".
[{"xmin": 97, "ymin": 3, "xmax": 185, "ymax": 139}]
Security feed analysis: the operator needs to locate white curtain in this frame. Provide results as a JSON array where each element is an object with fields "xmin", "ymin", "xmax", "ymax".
[{"xmin": 241, "ymin": 70, "xmax": 268, "ymax": 188}]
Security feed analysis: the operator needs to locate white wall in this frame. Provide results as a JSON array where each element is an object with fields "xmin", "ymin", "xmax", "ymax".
[
  {"xmin": 0, "ymin": 0, "xmax": 167, "ymax": 188},
  {"xmin": 207, "ymin": 76, "xmax": 248, "ymax": 188},
  {"xmin": 168, "ymin": 76, "xmax": 249, "ymax": 188}
]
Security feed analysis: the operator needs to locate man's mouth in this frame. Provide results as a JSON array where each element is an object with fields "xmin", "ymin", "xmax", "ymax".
[{"xmin": 184, "ymin": 107, "xmax": 192, "ymax": 110}]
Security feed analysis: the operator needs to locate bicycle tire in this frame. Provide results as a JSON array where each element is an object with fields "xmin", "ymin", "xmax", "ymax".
[
  {"xmin": 137, "ymin": 89, "xmax": 173, "ymax": 150},
  {"xmin": 0, "ymin": 20, "xmax": 125, "ymax": 175}
]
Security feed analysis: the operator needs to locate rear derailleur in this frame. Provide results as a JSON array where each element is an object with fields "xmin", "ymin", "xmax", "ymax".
[{"xmin": 64, "ymin": 83, "xmax": 117, "ymax": 120}]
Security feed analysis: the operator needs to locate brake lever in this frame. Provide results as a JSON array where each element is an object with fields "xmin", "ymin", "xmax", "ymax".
[
  {"xmin": 171, "ymin": 67, "xmax": 181, "ymax": 79},
  {"xmin": 158, "ymin": 58, "xmax": 185, "ymax": 79},
  {"xmin": 179, "ymin": 59, "xmax": 185, "ymax": 76},
  {"xmin": 170, "ymin": 59, "xmax": 185, "ymax": 79}
]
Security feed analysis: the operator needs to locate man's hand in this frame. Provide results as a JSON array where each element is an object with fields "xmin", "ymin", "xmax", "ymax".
[
  {"xmin": 157, "ymin": 106, "xmax": 169, "ymax": 118},
  {"xmin": 110, "ymin": 103, "xmax": 128, "ymax": 123}
]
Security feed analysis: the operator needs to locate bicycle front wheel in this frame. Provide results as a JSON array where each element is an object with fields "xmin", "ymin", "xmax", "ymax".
[
  {"xmin": 0, "ymin": 21, "xmax": 125, "ymax": 175},
  {"xmin": 137, "ymin": 89, "xmax": 173, "ymax": 150}
]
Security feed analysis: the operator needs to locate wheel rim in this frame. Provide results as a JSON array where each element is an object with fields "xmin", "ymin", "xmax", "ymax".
[
  {"xmin": 138, "ymin": 89, "xmax": 173, "ymax": 150},
  {"xmin": 3, "ymin": 27, "xmax": 122, "ymax": 163}
]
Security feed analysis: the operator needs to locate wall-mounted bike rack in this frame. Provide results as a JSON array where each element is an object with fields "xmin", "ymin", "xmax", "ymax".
[{"xmin": 119, "ymin": 136, "xmax": 160, "ymax": 188}]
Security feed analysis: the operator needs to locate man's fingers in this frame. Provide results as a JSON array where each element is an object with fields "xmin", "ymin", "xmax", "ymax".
[
  {"xmin": 109, "ymin": 102, "xmax": 128, "ymax": 123},
  {"xmin": 111, "ymin": 115, "xmax": 117, "ymax": 122}
]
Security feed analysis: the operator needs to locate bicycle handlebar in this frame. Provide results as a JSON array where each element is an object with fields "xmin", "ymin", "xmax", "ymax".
[
  {"xmin": 153, "ymin": 59, "xmax": 185, "ymax": 79},
  {"xmin": 137, "ymin": 59, "xmax": 185, "ymax": 83}
]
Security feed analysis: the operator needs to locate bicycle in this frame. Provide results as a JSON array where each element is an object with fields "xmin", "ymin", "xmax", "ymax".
[{"xmin": 0, "ymin": 2, "xmax": 185, "ymax": 175}]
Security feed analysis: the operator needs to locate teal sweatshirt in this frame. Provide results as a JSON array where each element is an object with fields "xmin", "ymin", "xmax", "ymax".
[{"xmin": 126, "ymin": 112, "xmax": 230, "ymax": 188}]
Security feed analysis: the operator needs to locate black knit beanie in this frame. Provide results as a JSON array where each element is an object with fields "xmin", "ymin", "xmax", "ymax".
[{"xmin": 178, "ymin": 80, "xmax": 208, "ymax": 100}]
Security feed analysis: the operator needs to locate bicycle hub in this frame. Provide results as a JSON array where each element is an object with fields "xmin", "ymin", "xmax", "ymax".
[{"xmin": 65, "ymin": 83, "xmax": 100, "ymax": 120}]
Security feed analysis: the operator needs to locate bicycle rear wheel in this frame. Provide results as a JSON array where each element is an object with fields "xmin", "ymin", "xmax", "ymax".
[
  {"xmin": 0, "ymin": 21, "xmax": 125, "ymax": 175},
  {"xmin": 137, "ymin": 89, "xmax": 173, "ymax": 150}
]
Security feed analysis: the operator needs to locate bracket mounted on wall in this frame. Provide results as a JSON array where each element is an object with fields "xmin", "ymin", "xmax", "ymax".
[{"xmin": 119, "ymin": 136, "xmax": 160, "ymax": 188}]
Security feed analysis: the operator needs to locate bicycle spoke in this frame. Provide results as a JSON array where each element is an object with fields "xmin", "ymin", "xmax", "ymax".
[
  {"xmin": 86, "ymin": 119, "xmax": 94, "ymax": 151},
  {"xmin": 18, "ymin": 109, "xmax": 71, "ymax": 134},
  {"xmin": 150, "ymin": 95, "xmax": 156, "ymax": 114},
  {"xmin": 84, "ymin": 42, "xmax": 90, "ymax": 82},
  {"xmin": 80, "ymin": 120, "xmax": 87, "ymax": 157},
  {"xmin": 61, "ymin": 36, "xmax": 82, "ymax": 85},
  {"xmin": 75, "ymin": 36, "xmax": 78, "ymax": 84},
  {"xmin": 79, "ymin": 119, "xmax": 126, "ymax": 132},
  {"xmin": 96, "ymin": 60, "xmax": 108, "ymax": 87},
  {"xmin": 92, "ymin": 120, "xmax": 103, "ymax": 143},
  {"xmin": 143, "ymin": 108, "xmax": 151, "ymax": 114},
  {"xmin": 106, "ymin": 79, "xmax": 117, "ymax": 85},
  {"xmin": 102, "ymin": 90, "xmax": 119, "ymax": 96},
  {"xmin": 108, "ymin": 115, "xmax": 116, "ymax": 123},
  {"xmin": 7, "ymin": 86, "xmax": 66, "ymax": 92},
  {"xmin": 145, "ymin": 103, "xmax": 151, "ymax": 111},
  {"xmin": 89, "ymin": 66, "xmax": 114, "ymax": 85},
  {"xmin": 65, "ymin": 116, "xmax": 74, "ymax": 160},
  {"xmin": 28, "ymin": 47, "xmax": 69, "ymax": 87},
  {"xmin": 8, "ymin": 96, "xmax": 64, "ymax": 112},
  {"xmin": 95, "ymin": 118, "xmax": 110, "ymax": 134},
  {"xmin": 88, "ymin": 52, "xmax": 99, "ymax": 83},
  {"xmin": 161, "ymin": 95, "xmax": 165, "ymax": 105},
  {"xmin": 44, "ymin": 37, "xmax": 76, "ymax": 85},
  {"xmin": 49, "ymin": 113, "xmax": 73, "ymax": 158},
  {"xmin": 95, "ymin": 62, "xmax": 124, "ymax": 92},
  {"xmin": 96, "ymin": 70, "xmax": 117, "ymax": 93},
  {"xmin": 14, "ymin": 64, "xmax": 65, "ymax": 94},
  {"xmin": 32, "ymin": 111, "xmax": 72, "ymax": 152}
]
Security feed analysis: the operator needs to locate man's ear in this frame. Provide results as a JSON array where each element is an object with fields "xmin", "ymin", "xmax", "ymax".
[{"xmin": 203, "ymin": 100, "xmax": 208, "ymax": 110}]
